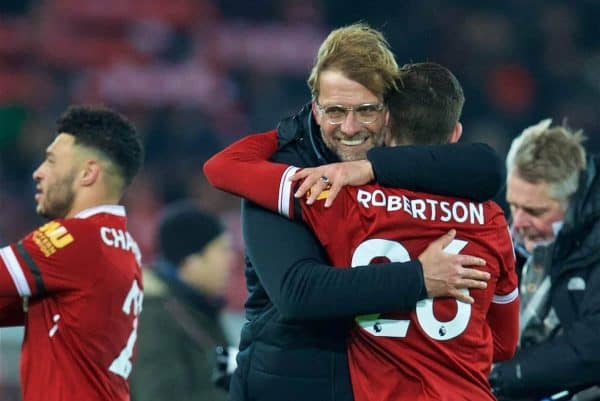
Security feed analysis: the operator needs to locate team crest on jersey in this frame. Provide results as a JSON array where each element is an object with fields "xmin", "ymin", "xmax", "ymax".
[
  {"xmin": 315, "ymin": 190, "xmax": 330, "ymax": 201},
  {"xmin": 33, "ymin": 221, "xmax": 74, "ymax": 257},
  {"xmin": 305, "ymin": 189, "xmax": 330, "ymax": 201}
]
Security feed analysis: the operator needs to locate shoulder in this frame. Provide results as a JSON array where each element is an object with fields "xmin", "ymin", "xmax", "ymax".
[
  {"xmin": 276, "ymin": 102, "xmax": 313, "ymax": 146},
  {"xmin": 23, "ymin": 218, "xmax": 92, "ymax": 257},
  {"xmin": 56, "ymin": 211, "xmax": 123, "ymax": 239},
  {"xmin": 59, "ymin": 215, "xmax": 117, "ymax": 251},
  {"xmin": 483, "ymin": 201, "xmax": 509, "ymax": 223},
  {"xmin": 273, "ymin": 102, "xmax": 336, "ymax": 166}
]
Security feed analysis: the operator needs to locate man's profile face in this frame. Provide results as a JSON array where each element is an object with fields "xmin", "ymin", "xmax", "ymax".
[
  {"xmin": 313, "ymin": 70, "xmax": 388, "ymax": 161},
  {"xmin": 32, "ymin": 133, "xmax": 79, "ymax": 220},
  {"xmin": 506, "ymin": 172, "xmax": 565, "ymax": 252}
]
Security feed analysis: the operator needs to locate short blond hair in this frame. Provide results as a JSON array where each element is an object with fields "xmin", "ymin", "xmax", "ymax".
[
  {"xmin": 506, "ymin": 119, "xmax": 587, "ymax": 203},
  {"xmin": 307, "ymin": 23, "xmax": 399, "ymax": 100}
]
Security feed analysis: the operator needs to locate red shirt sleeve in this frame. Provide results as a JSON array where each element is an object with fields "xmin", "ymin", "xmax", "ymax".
[
  {"xmin": 0, "ymin": 219, "xmax": 99, "ymax": 298},
  {"xmin": 203, "ymin": 130, "xmax": 299, "ymax": 216},
  {"xmin": 487, "ymin": 219, "xmax": 520, "ymax": 362}
]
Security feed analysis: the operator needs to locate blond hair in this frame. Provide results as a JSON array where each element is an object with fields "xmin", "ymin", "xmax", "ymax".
[
  {"xmin": 307, "ymin": 23, "xmax": 399, "ymax": 100},
  {"xmin": 506, "ymin": 119, "xmax": 587, "ymax": 203}
]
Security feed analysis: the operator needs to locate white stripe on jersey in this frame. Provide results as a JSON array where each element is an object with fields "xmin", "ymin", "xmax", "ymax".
[
  {"xmin": 0, "ymin": 245, "xmax": 32, "ymax": 297},
  {"xmin": 278, "ymin": 166, "xmax": 300, "ymax": 218},
  {"xmin": 492, "ymin": 287, "xmax": 519, "ymax": 304}
]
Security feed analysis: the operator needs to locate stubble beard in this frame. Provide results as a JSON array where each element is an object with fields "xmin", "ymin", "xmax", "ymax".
[
  {"xmin": 37, "ymin": 173, "xmax": 77, "ymax": 220},
  {"xmin": 518, "ymin": 227, "xmax": 556, "ymax": 251},
  {"xmin": 321, "ymin": 126, "xmax": 385, "ymax": 162}
]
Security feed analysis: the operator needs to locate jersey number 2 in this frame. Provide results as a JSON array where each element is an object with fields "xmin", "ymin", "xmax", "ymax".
[
  {"xmin": 109, "ymin": 279, "xmax": 143, "ymax": 379},
  {"xmin": 351, "ymin": 238, "xmax": 471, "ymax": 341}
]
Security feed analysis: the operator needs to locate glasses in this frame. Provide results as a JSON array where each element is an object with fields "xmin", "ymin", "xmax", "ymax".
[{"xmin": 316, "ymin": 102, "xmax": 385, "ymax": 125}]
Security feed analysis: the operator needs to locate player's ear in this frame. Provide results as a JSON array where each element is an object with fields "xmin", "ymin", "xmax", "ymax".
[
  {"xmin": 449, "ymin": 122, "xmax": 462, "ymax": 143},
  {"xmin": 80, "ymin": 159, "xmax": 101, "ymax": 187}
]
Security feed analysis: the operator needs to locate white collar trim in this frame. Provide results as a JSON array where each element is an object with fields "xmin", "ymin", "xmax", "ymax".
[{"xmin": 74, "ymin": 205, "xmax": 126, "ymax": 219}]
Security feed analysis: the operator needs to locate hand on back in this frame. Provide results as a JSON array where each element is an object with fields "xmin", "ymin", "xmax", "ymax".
[{"xmin": 418, "ymin": 229, "xmax": 490, "ymax": 304}]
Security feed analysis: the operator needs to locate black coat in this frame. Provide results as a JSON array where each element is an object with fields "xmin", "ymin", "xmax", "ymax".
[
  {"xmin": 230, "ymin": 104, "xmax": 504, "ymax": 401},
  {"xmin": 494, "ymin": 156, "xmax": 600, "ymax": 400},
  {"xmin": 130, "ymin": 266, "xmax": 229, "ymax": 401}
]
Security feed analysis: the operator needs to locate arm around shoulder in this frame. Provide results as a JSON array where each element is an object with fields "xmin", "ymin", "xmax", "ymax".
[
  {"xmin": 204, "ymin": 131, "xmax": 293, "ymax": 211},
  {"xmin": 367, "ymin": 142, "xmax": 504, "ymax": 201}
]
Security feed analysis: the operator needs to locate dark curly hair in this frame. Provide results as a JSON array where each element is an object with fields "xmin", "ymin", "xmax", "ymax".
[{"xmin": 56, "ymin": 105, "xmax": 143, "ymax": 186}]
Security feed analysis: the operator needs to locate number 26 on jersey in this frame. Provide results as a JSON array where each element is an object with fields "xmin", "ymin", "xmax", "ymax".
[{"xmin": 352, "ymin": 238, "xmax": 471, "ymax": 341}]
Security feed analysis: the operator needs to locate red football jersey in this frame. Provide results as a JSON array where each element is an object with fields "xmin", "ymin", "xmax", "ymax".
[
  {"xmin": 296, "ymin": 185, "xmax": 518, "ymax": 401},
  {"xmin": 204, "ymin": 131, "xmax": 519, "ymax": 400},
  {"xmin": 0, "ymin": 205, "xmax": 143, "ymax": 401}
]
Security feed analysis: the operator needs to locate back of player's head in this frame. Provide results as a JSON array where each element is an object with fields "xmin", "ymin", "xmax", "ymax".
[
  {"xmin": 307, "ymin": 22, "xmax": 399, "ymax": 101},
  {"xmin": 56, "ymin": 105, "xmax": 143, "ymax": 188},
  {"xmin": 388, "ymin": 62, "xmax": 464, "ymax": 145},
  {"xmin": 157, "ymin": 201, "xmax": 224, "ymax": 267}
]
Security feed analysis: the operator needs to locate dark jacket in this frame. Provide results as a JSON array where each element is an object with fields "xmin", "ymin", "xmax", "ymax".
[
  {"xmin": 130, "ymin": 263, "xmax": 228, "ymax": 401},
  {"xmin": 494, "ymin": 155, "xmax": 600, "ymax": 400},
  {"xmin": 230, "ymin": 104, "xmax": 505, "ymax": 401}
]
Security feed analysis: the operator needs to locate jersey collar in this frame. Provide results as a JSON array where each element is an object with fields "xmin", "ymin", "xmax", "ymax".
[{"xmin": 74, "ymin": 205, "xmax": 126, "ymax": 219}]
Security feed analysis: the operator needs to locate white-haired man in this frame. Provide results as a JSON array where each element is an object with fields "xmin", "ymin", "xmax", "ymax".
[{"xmin": 490, "ymin": 119, "xmax": 600, "ymax": 400}]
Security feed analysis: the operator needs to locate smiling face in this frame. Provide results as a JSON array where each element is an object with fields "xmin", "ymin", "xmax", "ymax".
[
  {"xmin": 506, "ymin": 172, "xmax": 566, "ymax": 251},
  {"xmin": 32, "ymin": 134, "xmax": 81, "ymax": 220},
  {"xmin": 313, "ymin": 70, "xmax": 388, "ymax": 161}
]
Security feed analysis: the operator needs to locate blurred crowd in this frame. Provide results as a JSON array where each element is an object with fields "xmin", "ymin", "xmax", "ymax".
[
  {"xmin": 1, "ymin": 0, "xmax": 599, "ymax": 255},
  {"xmin": 0, "ymin": 1, "xmax": 598, "ymax": 394}
]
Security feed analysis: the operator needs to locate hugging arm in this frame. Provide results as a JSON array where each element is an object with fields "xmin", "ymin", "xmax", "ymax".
[
  {"xmin": 204, "ymin": 134, "xmax": 504, "ymax": 211},
  {"xmin": 367, "ymin": 143, "xmax": 503, "ymax": 202},
  {"xmin": 206, "ymin": 132, "xmax": 490, "ymax": 310},
  {"xmin": 242, "ymin": 199, "xmax": 427, "ymax": 319},
  {"xmin": 204, "ymin": 130, "xmax": 286, "ymax": 212}
]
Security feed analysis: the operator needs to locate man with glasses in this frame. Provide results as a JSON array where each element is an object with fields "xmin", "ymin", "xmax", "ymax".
[
  {"xmin": 205, "ymin": 24, "xmax": 505, "ymax": 401},
  {"xmin": 206, "ymin": 62, "xmax": 518, "ymax": 401},
  {"xmin": 314, "ymin": 97, "xmax": 388, "ymax": 161},
  {"xmin": 316, "ymin": 103, "xmax": 386, "ymax": 125}
]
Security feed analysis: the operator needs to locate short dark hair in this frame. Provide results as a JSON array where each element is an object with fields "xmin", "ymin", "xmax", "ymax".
[
  {"xmin": 388, "ymin": 62, "xmax": 465, "ymax": 145},
  {"xmin": 56, "ymin": 105, "xmax": 143, "ymax": 186}
]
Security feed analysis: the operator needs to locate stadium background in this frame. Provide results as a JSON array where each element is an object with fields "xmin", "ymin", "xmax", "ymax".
[{"xmin": 0, "ymin": 0, "xmax": 598, "ymax": 398}]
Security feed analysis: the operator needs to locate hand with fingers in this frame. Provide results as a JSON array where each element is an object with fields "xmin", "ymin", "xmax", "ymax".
[
  {"xmin": 291, "ymin": 160, "xmax": 375, "ymax": 207},
  {"xmin": 418, "ymin": 229, "xmax": 490, "ymax": 304}
]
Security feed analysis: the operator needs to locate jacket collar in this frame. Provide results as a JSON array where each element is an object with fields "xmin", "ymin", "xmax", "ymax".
[
  {"xmin": 552, "ymin": 155, "xmax": 600, "ymax": 271},
  {"xmin": 276, "ymin": 101, "xmax": 339, "ymax": 165}
]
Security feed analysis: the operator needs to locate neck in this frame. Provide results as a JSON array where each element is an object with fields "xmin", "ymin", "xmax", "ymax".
[{"xmin": 65, "ymin": 189, "xmax": 121, "ymax": 218}]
